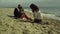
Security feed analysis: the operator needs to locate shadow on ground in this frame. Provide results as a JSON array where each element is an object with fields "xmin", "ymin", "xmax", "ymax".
[{"xmin": 7, "ymin": 15, "xmax": 15, "ymax": 19}]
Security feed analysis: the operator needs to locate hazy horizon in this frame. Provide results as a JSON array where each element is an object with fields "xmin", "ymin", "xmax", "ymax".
[{"xmin": 0, "ymin": 0, "xmax": 60, "ymax": 8}]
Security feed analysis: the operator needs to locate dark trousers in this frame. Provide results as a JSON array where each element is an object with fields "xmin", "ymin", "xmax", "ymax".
[{"xmin": 34, "ymin": 19, "xmax": 42, "ymax": 23}]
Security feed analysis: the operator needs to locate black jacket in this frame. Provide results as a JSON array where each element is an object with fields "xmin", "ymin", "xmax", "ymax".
[{"xmin": 14, "ymin": 8, "xmax": 23, "ymax": 18}]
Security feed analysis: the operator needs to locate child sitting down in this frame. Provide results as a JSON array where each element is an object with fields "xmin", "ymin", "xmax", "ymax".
[{"xmin": 14, "ymin": 4, "xmax": 32, "ymax": 21}]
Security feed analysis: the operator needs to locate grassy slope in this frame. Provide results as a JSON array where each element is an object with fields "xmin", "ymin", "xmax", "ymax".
[{"xmin": 0, "ymin": 8, "xmax": 60, "ymax": 34}]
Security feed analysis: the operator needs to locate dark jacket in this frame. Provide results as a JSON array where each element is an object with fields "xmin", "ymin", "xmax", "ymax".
[{"xmin": 14, "ymin": 8, "xmax": 23, "ymax": 18}]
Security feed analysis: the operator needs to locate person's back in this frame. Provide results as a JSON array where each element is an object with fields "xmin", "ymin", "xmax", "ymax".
[
  {"xmin": 33, "ymin": 10, "xmax": 42, "ymax": 23},
  {"xmin": 33, "ymin": 10, "xmax": 41, "ymax": 19}
]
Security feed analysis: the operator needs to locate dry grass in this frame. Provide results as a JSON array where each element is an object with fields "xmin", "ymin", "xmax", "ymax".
[{"xmin": 0, "ymin": 8, "xmax": 60, "ymax": 34}]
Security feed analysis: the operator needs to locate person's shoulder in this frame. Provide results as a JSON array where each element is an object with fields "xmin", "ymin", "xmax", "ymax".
[
  {"xmin": 15, "ymin": 8, "xmax": 17, "ymax": 9},
  {"xmin": 14, "ymin": 8, "xmax": 18, "ymax": 11}
]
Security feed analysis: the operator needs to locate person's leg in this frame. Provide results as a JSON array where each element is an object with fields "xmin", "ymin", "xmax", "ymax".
[
  {"xmin": 37, "ymin": 19, "xmax": 42, "ymax": 23},
  {"xmin": 19, "ymin": 14, "xmax": 29, "ymax": 19},
  {"xmin": 34, "ymin": 19, "xmax": 38, "ymax": 23},
  {"xmin": 23, "ymin": 14, "xmax": 32, "ymax": 21},
  {"xmin": 14, "ymin": 14, "xmax": 19, "ymax": 19},
  {"xmin": 34, "ymin": 19, "xmax": 42, "ymax": 23}
]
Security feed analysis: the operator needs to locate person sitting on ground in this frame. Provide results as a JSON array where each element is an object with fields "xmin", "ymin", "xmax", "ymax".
[
  {"xmin": 14, "ymin": 4, "xmax": 32, "ymax": 21},
  {"xmin": 30, "ymin": 4, "xmax": 42, "ymax": 23}
]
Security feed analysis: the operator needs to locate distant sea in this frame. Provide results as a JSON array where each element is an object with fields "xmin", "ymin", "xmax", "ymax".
[{"xmin": 40, "ymin": 7, "xmax": 60, "ymax": 17}]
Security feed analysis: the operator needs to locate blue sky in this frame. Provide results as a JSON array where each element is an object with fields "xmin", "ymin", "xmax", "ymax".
[{"xmin": 0, "ymin": 0, "xmax": 60, "ymax": 7}]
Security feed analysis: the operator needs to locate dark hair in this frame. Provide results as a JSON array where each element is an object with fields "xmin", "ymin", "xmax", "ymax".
[
  {"xmin": 18, "ymin": 4, "xmax": 24, "ymax": 11},
  {"xmin": 30, "ymin": 4, "xmax": 39, "ymax": 12}
]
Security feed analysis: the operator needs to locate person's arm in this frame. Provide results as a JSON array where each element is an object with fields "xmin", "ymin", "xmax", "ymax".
[{"xmin": 22, "ymin": 9, "xmax": 25, "ymax": 13}]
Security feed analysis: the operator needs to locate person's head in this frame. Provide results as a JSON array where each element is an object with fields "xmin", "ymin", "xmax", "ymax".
[
  {"xmin": 18, "ymin": 4, "xmax": 22, "ymax": 9},
  {"xmin": 18, "ymin": 4, "xmax": 24, "ymax": 11},
  {"xmin": 30, "ymin": 4, "xmax": 39, "ymax": 12}
]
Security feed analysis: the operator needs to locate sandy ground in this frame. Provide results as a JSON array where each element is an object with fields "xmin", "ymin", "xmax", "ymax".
[{"xmin": 0, "ymin": 8, "xmax": 60, "ymax": 34}]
